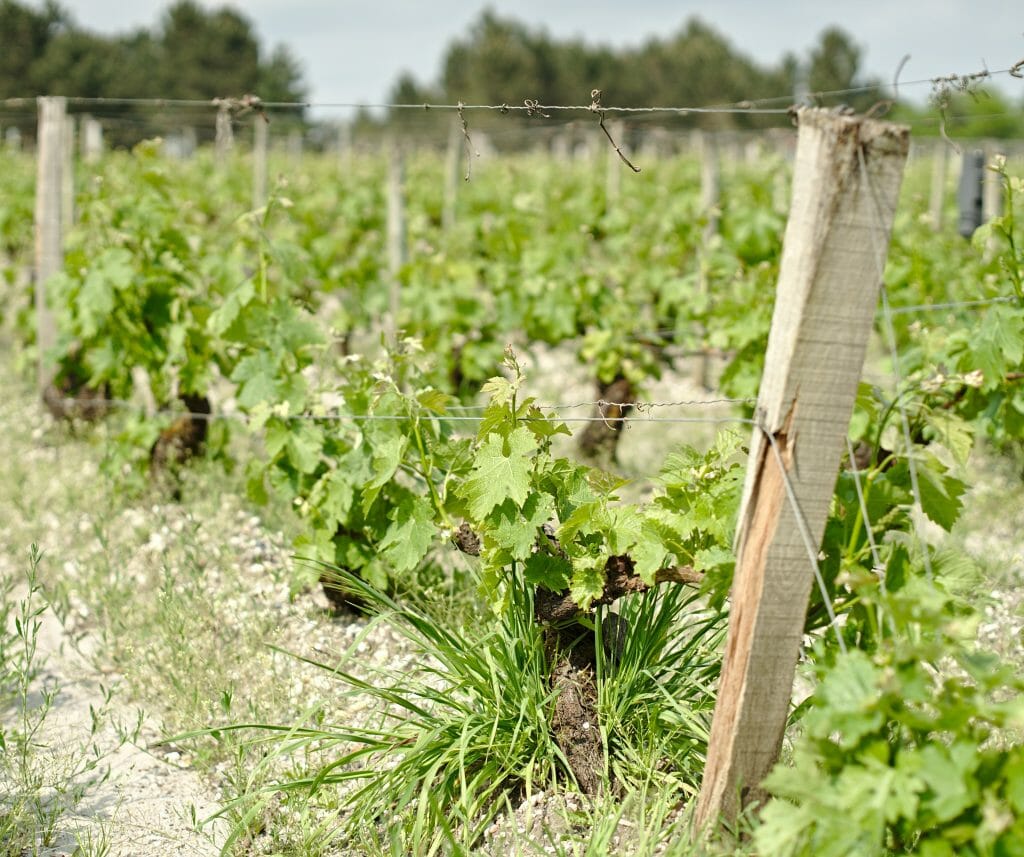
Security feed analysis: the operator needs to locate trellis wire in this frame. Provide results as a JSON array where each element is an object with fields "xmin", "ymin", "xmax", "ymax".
[
  {"xmin": 3, "ymin": 61, "xmax": 1020, "ymax": 114},
  {"xmin": 47, "ymin": 395, "xmax": 754, "ymax": 427}
]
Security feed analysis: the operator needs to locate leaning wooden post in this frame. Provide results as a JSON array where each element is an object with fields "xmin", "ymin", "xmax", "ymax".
[
  {"xmin": 34, "ymin": 96, "xmax": 66, "ymax": 392},
  {"xmin": 693, "ymin": 108, "xmax": 909, "ymax": 832},
  {"xmin": 385, "ymin": 141, "xmax": 407, "ymax": 343},
  {"xmin": 252, "ymin": 116, "xmax": 269, "ymax": 210}
]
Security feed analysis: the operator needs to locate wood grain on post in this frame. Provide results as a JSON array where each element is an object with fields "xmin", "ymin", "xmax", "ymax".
[
  {"xmin": 34, "ymin": 96, "xmax": 66, "ymax": 391},
  {"xmin": 694, "ymin": 107, "xmax": 909, "ymax": 832},
  {"xmin": 214, "ymin": 103, "xmax": 232, "ymax": 165}
]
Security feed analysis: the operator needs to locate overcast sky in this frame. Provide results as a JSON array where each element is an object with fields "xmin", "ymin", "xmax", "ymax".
[{"xmin": 53, "ymin": 1, "xmax": 1024, "ymax": 114}]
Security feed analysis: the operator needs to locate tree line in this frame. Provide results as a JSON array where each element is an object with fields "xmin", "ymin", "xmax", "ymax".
[
  {"xmin": 0, "ymin": 0, "xmax": 306, "ymax": 143},
  {"xmin": 381, "ymin": 12, "xmax": 1023, "ymax": 141},
  {"xmin": 1, "ymin": 2, "xmax": 1019, "ymax": 148}
]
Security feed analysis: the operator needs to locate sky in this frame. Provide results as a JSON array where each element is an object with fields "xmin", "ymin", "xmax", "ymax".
[{"xmin": 52, "ymin": 0, "xmax": 1024, "ymax": 115}]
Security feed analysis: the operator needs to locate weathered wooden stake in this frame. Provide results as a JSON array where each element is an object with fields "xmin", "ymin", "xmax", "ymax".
[
  {"xmin": 700, "ymin": 133, "xmax": 720, "ymax": 242},
  {"xmin": 693, "ymin": 108, "xmax": 909, "ymax": 832},
  {"xmin": 34, "ymin": 96, "xmax": 66, "ymax": 391},
  {"xmin": 252, "ymin": 117, "xmax": 269, "ymax": 210},
  {"xmin": 928, "ymin": 141, "xmax": 948, "ymax": 230},
  {"xmin": 983, "ymin": 146, "xmax": 1005, "ymax": 222},
  {"xmin": 386, "ymin": 142, "xmax": 407, "ymax": 343},
  {"xmin": 214, "ymin": 103, "xmax": 232, "ymax": 165},
  {"xmin": 81, "ymin": 115, "xmax": 103, "ymax": 163}
]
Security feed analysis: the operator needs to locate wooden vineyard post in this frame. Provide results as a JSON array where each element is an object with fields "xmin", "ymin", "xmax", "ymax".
[
  {"xmin": 693, "ymin": 108, "xmax": 909, "ymax": 833},
  {"xmin": 253, "ymin": 116, "xmax": 269, "ymax": 210},
  {"xmin": 34, "ymin": 96, "xmax": 66, "ymax": 391},
  {"xmin": 385, "ymin": 142, "xmax": 407, "ymax": 344},
  {"xmin": 214, "ymin": 101, "xmax": 232, "ymax": 166},
  {"xmin": 81, "ymin": 115, "xmax": 103, "ymax": 164},
  {"xmin": 983, "ymin": 145, "xmax": 1004, "ymax": 222}
]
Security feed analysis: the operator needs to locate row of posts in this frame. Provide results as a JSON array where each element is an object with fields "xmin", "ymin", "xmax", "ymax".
[
  {"xmin": 25, "ymin": 95, "xmax": 1016, "ymax": 386},
  {"xmin": 15, "ymin": 96, "xmax": 1015, "ymax": 839}
]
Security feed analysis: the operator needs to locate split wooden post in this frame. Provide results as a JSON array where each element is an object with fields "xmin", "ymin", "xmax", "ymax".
[
  {"xmin": 693, "ymin": 108, "xmax": 909, "ymax": 832},
  {"xmin": 928, "ymin": 140, "xmax": 948, "ymax": 230},
  {"xmin": 385, "ymin": 141, "xmax": 407, "ymax": 343},
  {"xmin": 34, "ymin": 96, "xmax": 66, "ymax": 391},
  {"xmin": 252, "ymin": 117, "xmax": 269, "ymax": 210}
]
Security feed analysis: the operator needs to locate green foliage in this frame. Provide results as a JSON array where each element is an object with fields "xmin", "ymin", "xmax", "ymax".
[
  {"xmin": 0, "ymin": 0, "xmax": 308, "ymax": 144},
  {"xmin": 756, "ymin": 581, "xmax": 1024, "ymax": 857}
]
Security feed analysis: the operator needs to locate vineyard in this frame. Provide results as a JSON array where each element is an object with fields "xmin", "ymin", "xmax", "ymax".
[{"xmin": 2, "ymin": 98, "xmax": 1024, "ymax": 856}]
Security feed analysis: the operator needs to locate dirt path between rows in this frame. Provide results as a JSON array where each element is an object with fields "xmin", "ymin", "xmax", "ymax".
[{"xmin": 9, "ymin": 575, "xmax": 226, "ymax": 857}]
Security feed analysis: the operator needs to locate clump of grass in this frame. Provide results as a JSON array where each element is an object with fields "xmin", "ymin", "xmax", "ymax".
[
  {"xmin": 597, "ymin": 585, "xmax": 724, "ymax": 796},
  {"xmin": 204, "ymin": 565, "xmax": 726, "ymax": 855}
]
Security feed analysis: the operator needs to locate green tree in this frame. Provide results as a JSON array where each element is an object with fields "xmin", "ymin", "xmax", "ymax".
[
  {"xmin": 806, "ymin": 27, "xmax": 879, "ymax": 108},
  {"xmin": 0, "ymin": 0, "xmax": 68, "ymax": 97}
]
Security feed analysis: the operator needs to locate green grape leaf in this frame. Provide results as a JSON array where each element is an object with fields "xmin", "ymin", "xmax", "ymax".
[
  {"xmin": 232, "ymin": 352, "xmax": 280, "ymax": 409},
  {"xmin": 523, "ymin": 552, "xmax": 571, "ymax": 592},
  {"xmin": 380, "ymin": 495, "xmax": 437, "ymax": 573},
  {"xmin": 488, "ymin": 492, "xmax": 555, "ymax": 560},
  {"xmin": 916, "ymin": 459, "xmax": 966, "ymax": 532},
  {"xmin": 286, "ymin": 421, "xmax": 324, "ymax": 474},
  {"xmin": 462, "ymin": 428, "xmax": 537, "ymax": 520},
  {"xmin": 208, "ymin": 279, "xmax": 255, "ymax": 336},
  {"xmin": 569, "ymin": 553, "xmax": 607, "ymax": 611}
]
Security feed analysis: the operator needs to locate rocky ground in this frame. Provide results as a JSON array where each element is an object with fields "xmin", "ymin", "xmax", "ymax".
[{"xmin": 1, "ymin": 352, "xmax": 1022, "ymax": 855}]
